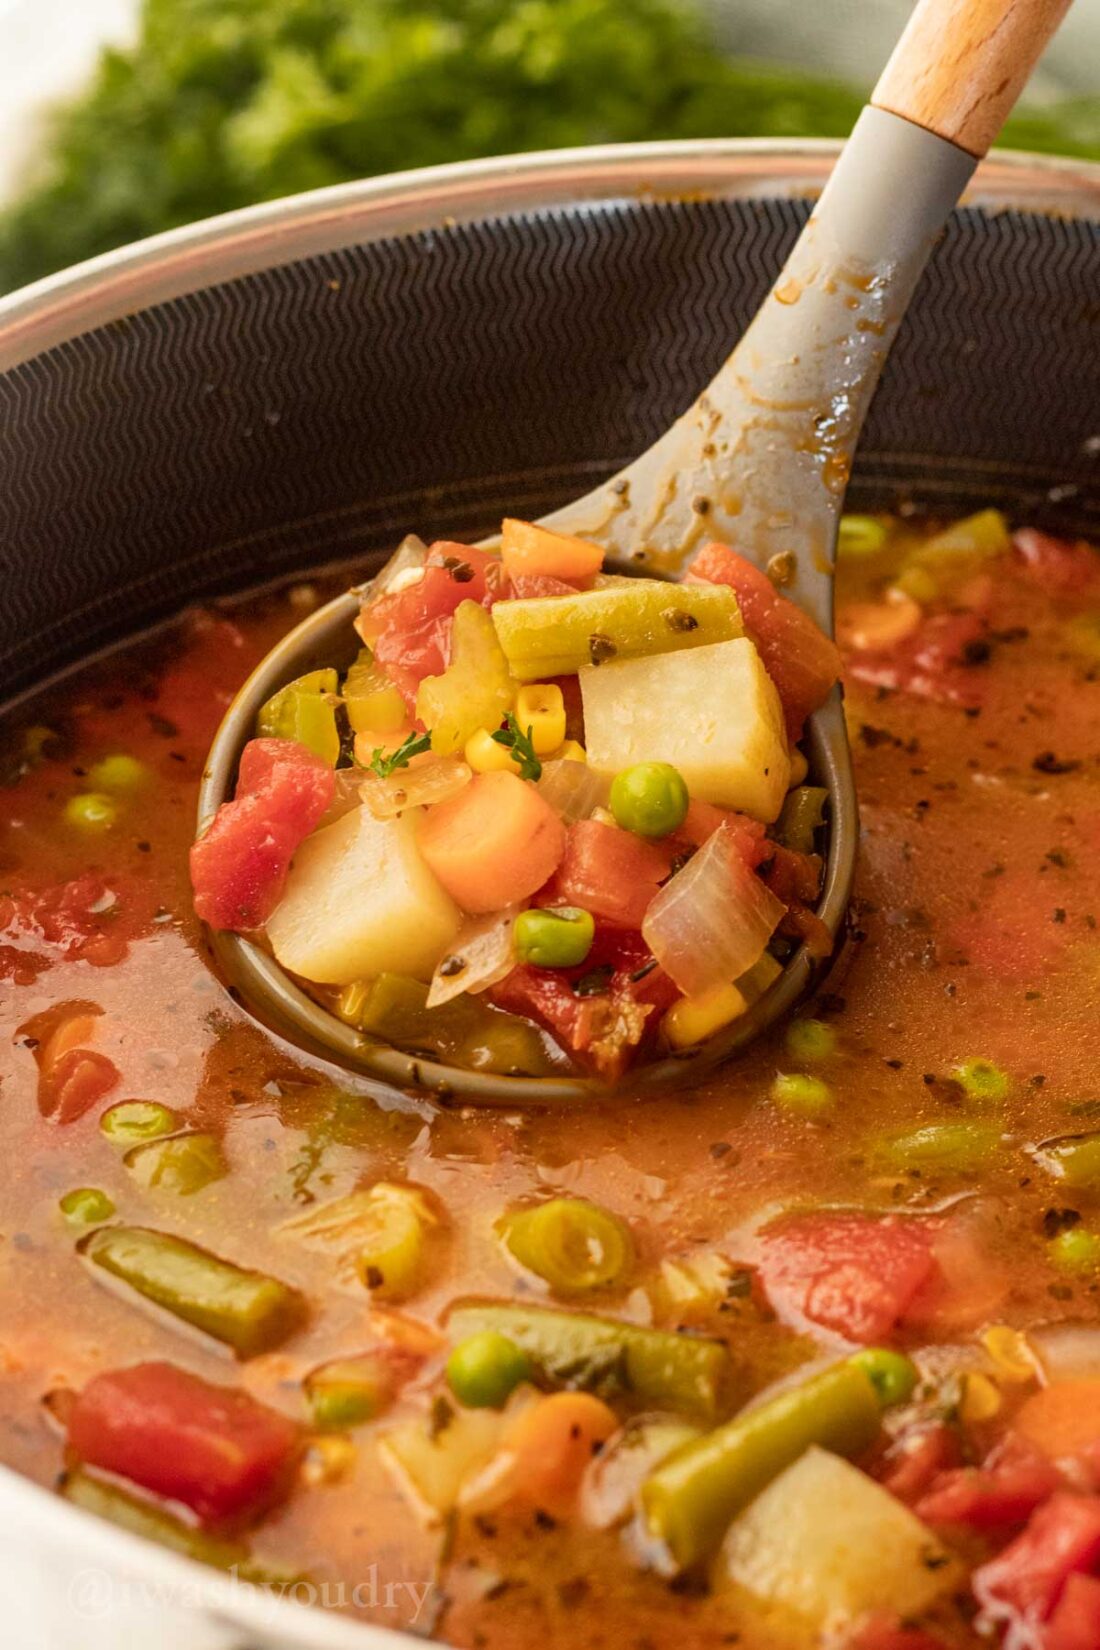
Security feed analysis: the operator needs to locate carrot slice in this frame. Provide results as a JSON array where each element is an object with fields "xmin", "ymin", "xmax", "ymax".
[
  {"xmin": 505, "ymin": 1391, "xmax": 618, "ymax": 1508},
  {"xmin": 417, "ymin": 771, "xmax": 565, "ymax": 913},
  {"xmin": 1014, "ymin": 1380, "xmax": 1100, "ymax": 1462},
  {"xmin": 500, "ymin": 519, "xmax": 604, "ymax": 584}
]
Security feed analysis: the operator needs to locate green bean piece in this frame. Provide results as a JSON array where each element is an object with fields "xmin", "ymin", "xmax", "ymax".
[
  {"xmin": 355, "ymin": 1185, "xmax": 430, "ymax": 1301},
  {"xmin": 60, "ymin": 1470, "xmax": 300, "ymax": 1586},
  {"xmin": 446, "ymin": 1331, "xmax": 533, "ymax": 1408},
  {"xmin": 339, "ymin": 973, "xmax": 554, "ymax": 1074},
  {"xmin": 256, "ymin": 669, "xmax": 341, "ymax": 765},
  {"xmin": 447, "ymin": 1300, "xmax": 730, "ymax": 1422},
  {"xmin": 125, "ymin": 1132, "xmax": 227, "ymax": 1196},
  {"xmin": 305, "ymin": 1355, "xmax": 402, "ymax": 1430},
  {"xmin": 641, "ymin": 1360, "xmax": 882, "ymax": 1570},
  {"xmin": 876, "ymin": 1121, "xmax": 1002, "ymax": 1173},
  {"xmin": 849, "ymin": 1348, "xmax": 918, "ymax": 1407},
  {"xmin": 775, "ymin": 786, "xmax": 828, "ymax": 855},
  {"xmin": 952, "ymin": 1057, "xmax": 1010, "ymax": 1104},
  {"xmin": 342, "ymin": 649, "xmax": 408, "ymax": 735},
  {"xmin": 502, "ymin": 1198, "xmax": 634, "ymax": 1294},
  {"xmin": 1032, "ymin": 1132, "xmax": 1100, "ymax": 1191},
  {"xmin": 81, "ymin": 1226, "xmax": 305, "ymax": 1357},
  {"xmin": 59, "ymin": 1187, "xmax": 115, "ymax": 1226},
  {"xmin": 100, "ymin": 1100, "xmax": 179, "ymax": 1144}
]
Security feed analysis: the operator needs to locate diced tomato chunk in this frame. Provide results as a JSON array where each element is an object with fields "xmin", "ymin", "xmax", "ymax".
[
  {"xmin": 491, "ymin": 925, "xmax": 678, "ymax": 1081},
  {"xmin": 878, "ymin": 1423, "xmax": 961, "ymax": 1507},
  {"xmin": 673, "ymin": 800, "xmax": 769, "ymax": 864},
  {"xmin": 190, "ymin": 737, "xmax": 334, "ymax": 932},
  {"xmin": 39, "ymin": 1049, "xmax": 120, "ymax": 1125},
  {"xmin": 540, "ymin": 818, "xmax": 678, "ymax": 930},
  {"xmin": 973, "ymin": 1492, "xmax": 1100, "ymax": 1644},
  {"xmin": 916, "ymin": 1435, "xmax": 1063, "ymax": 1530},
  {"xmin": 1046, "ymin": 1572, "xmax": 1100, "ymax": 1650},
  {"xmin": 1014, "ymin": 528, "xmax": 1100, "ymax": 599},
  {"xmin": 509, "ymin": 574, "xmax": 584, "ymax": 599},
  {"xmin": 688, "ymin": 542, "xmax": 841, "ymax": 739},
  {"xmin": 360, "ymin": 543, "xmax": 509, "ymax": 705},
  {"xmin": 0, "ymin": 873, "xmax": 153, "ymax": 983},
  {"xmin": 848, "ymin": 609, "xmax": 991, "ymax": 709},
  {"xmin": 68, "ymin": 1362, "xmax": 301, "ymax": 1527},
  {"xmin": 755, "ymin": 1211, "xmax": 937, "ymax": 1344}
]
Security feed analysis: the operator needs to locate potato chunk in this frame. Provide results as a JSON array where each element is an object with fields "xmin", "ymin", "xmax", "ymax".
[
  {"xmin": 719, "ymin": 1446, "xmax": 961, "ymax": 1629},
  {"xmin": 580, "ymin": 637, "xmax": 790, "ymax": 822},
  {"xmin": 267, "ymin": 805, "xmax": 460, "ymax": 985}
]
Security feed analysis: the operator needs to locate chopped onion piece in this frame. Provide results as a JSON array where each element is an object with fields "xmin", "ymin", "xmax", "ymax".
[
  {"xmin": 537, "ymin": 760, "xmax": 612, "ymax": 824},
  {"xmin": 427, "ymin": 907, "xmax": 521, "ymax": 1008},
  {"xmin": 320, "ymin": 767, "xmax": 367, "ymax": 828},
  {"xmin": 361, "ymin": 534, "xmax": 428, "ymax": 598},
  {"xmin": 1028, "ymin": 1324, "xmax": 1100, "ymax": 1383},
  {"xmin": 359, "ymin": 757, "xmax": 471, "ymax": 820},
  {"xmin": 642, "ymin": 823, "xmax": 785, "ymax": 996}
]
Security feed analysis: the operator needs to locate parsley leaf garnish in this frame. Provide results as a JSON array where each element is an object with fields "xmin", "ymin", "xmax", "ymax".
[
  {"xmin": 491, "ymin": 713, "xmax": 542, "ymax": 781},
  {"xmin": 366, "ymin": 729, "xmax": 433, "ymax": 778}
]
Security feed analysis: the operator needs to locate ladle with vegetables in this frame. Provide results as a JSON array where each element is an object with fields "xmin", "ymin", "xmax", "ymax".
[{"xmin": 196, "ymin": 0, "xmax": 1073, "ymax": 1101}]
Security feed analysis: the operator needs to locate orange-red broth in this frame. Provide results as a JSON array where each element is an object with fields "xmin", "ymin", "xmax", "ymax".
[{"xmin": 1, "ymin": 520, "xmax": 1099, "ymax": 1649}]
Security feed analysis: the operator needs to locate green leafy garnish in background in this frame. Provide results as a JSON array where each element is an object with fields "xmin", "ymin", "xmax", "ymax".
[{"xmin": 1, "ymin": 0, "xmax": 1096, "ymax": 298}]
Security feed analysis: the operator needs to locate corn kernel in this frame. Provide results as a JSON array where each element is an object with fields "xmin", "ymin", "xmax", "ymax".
[
  {"xmin": 663, "ymin": 983, "xmax": 748, "ymax": 1050},
  {"xmin": 787, "ymin": 748, "xmax": 809, "ymax": 787},
  {"xmin": 464, "ymin": 728, "xmax": 522, "ymax": 774},
  {"xmin": 959, "ymin": 1371, "xmax": 1002, "ymax": 1424},
  {"xmin": 980, "ymin": 1325, "xmax": 1038, "ymax": 1383},
  {"xmin": 299, "ymin": 1434, "xmax": 357, "ymax": 1486},
  {"xmin": 514, "ymin": 684, "xmax": 567, "ymax": 755},
  {"xmin": 552, "ymin": 739, "xmax": 587, "ymax": 764}
]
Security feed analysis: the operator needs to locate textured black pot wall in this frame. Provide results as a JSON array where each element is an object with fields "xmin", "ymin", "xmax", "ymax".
[{"xmin": 2, "ymin": 197, "xmax": 1099, "ymax": 699}]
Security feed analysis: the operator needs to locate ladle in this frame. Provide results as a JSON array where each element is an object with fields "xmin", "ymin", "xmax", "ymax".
[{"xmin": 199, "ymin": 0, "xmax": 1073, "ymax": 1102}]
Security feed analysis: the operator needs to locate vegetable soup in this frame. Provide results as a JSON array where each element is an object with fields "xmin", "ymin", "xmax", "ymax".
[{"xmin": 3, "ymin": 510, "xmax": 1100, "ymax": 1650}]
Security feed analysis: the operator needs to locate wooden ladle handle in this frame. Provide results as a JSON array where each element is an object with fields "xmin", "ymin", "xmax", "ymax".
[{"xmin": 873, "ymin": 0, "xmax": 1074, "ymax": 157}]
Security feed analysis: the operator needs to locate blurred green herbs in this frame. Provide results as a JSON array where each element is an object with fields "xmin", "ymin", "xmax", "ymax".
[{"xmin": 1, "ymin": 0, "xmax": 1097, "ymax": 295}]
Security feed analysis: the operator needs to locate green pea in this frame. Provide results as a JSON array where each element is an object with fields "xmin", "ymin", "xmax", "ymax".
[
  {"xmin": 59, "ymin": 1187, "xmax": 115, "ymax": 1226},
  {"xmin": 784, "ymin": 1018, "xmax": 836, "ymax": 1062},
  {"xmin": 64, "ymin": 792, "xmax": 119, "ymax": 832},
  {"xmin": 849, "ymin": 1348, "xmax": 918, "ymax": 1407},
  {"xmin": 609, "ymin": 762, "xmax": 689, "ymax": 838},
  {"xmin": 1050, "ymin": 1227, "xmax": 1100, "ymax": 1275},
  {"xmin": 770, "ymin": 1072, "xmax": 833, "ymax": 1119},
  {"xmin": 953, "ymin": 1058, "xmax": 1010, "ymax": 1104},
  {"xmin": 514, "ymin": 906, "xmax": 595, "ymax": 969},
  {"xmin": 837, "ymin": 515, "xmax": 887, "ymax": 558},
  {"xmin": 446, "ymin": 1331, "xmax": 532, "ymax": 1409},
  {"xmin": 306, "ymin": 1355, "xmax": 398, "ymax": 1429},
  {"xmin": 100, "ymin": 1100, "xmax": 179, "ymax": 1144},
  {"xmin": 877, "ymin": 1121, "xmax": 1001, "ymax": 1174},
  {"xmin": 88, "ymin": 754, "xmax": 149, "ymax": 793}
]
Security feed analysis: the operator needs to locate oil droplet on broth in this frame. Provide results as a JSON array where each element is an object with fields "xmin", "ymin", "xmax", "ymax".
[{"xmin": 774, "ymin": 279, "xmax": 802, "ymax": 306}]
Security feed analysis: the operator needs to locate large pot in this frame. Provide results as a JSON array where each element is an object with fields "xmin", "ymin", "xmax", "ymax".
[{"xmin": 1, "ymin": 141, "xmax": 1099, "ymax": 1649}]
